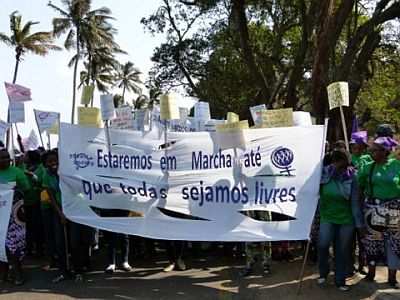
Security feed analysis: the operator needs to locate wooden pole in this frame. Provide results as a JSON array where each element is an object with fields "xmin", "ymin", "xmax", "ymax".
[
  {"xmin": 296, "ymin": 240, "xmax": 311, "ymax": 295},
  {"xmin": 33, "ymin": 111, "xmax": 45, "ymax": 148},
  {"xmin": 339, "ymin": 105, "xmax": 349, "ymax": 151}
]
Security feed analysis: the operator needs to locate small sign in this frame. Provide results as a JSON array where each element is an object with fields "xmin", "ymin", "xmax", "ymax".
[
  {"xmin": 100, "ymin": 94, "xmax": 115, "ymax": 120},
  {"xmin": 250, "ymin": 104, "xmax": 266, "ymax": 126},
  {"xmin": 327, "ymin": 82, "xmax": 349, "ymax": 110},
  {"xmin": 227, "ymin": 112, "xmax": 239, "ymax": 123},
  {"xmin": 81, "ymin": 85, "xmax": 95, "ymax": 105},
  {"xmin": 8, "ymin": 102, "xmax": 25, "ymax": 123},
  {"xmin": 78, "ymin": 107, "xmax": 101, "ymax": 128},
  {"xmin": 160, "ymin": 94, "xmax": 179, "ymax": 120},
  {"xmin": 194, "ymin": 101, "xmax": 211, "ymax": 121},
  {"xmin": 259, "ymin": 108, "xmax": 293, "ymax": 128}
]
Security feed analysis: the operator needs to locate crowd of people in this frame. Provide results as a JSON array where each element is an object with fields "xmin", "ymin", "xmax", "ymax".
[{"xmin": 0, "ymin": 123, "xmax": 399, "ymax": 293}]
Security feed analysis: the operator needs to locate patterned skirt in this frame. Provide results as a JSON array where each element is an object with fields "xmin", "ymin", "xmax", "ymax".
[
  {"xmin": 362, "ymin": 199, "xmax": 400, "ymax": 264},
  {"xmin": 5, "ymin": 193, "xmax": 25, "ymax": 261}
]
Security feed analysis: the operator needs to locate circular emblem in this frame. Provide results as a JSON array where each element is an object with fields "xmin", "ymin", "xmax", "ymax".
[
  {"xmin": 271, "ymin": 147, "xmax": 294, "ymax": 169},
  {"xmin": 70, "ymin": 153, "xmax": 93, "ymax": 169}
]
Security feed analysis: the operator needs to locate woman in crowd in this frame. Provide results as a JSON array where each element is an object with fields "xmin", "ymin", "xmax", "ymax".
[
  {"xmin": 317, "ymin": 149, "xmax": 363, "ymax": 291},
  {"xmin": 350, "ymin": 131, "xmax": 372, "ymax": 170},
  {"xmin": 358, "ymin": 136, "xmax": 400, "ymax": 288},
  {"xmin": 0, "ymin": 148, "xmax": 30, "ymax": 285},
  {"xmin": 42, "ymin": 150, "xmax": 70, "ymax": 283}
]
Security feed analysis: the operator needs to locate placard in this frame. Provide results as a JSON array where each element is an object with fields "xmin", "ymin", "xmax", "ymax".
[
  {"xmin": 78, "ymin": 107, "xmax": 101, "ymax": 128},
  {"xmin": 8, "ymin": 102, "xmax": 25, "ymax": 123},
  {"xmin": 227, "ymin": 112, "xmax": 239, "ymax": 123},
  {"xmin": 327, "ymin": 81, "xmax": 349, "ymax": 110},
  {"xmin": 160, "ymin": 94, "xmax": 179, "ymax": 120},
  {"xmin": 81, "ymin": 85, "xmax": 95, "ymax": 105},
  {"xmin": 0, "ymin": 120, "xmax": 9, "ymax": 143},
  {"xmin": 100, "ymin": 94, "xmax": 115, "ymax": 120},
  {"xmin": 112, "ymin": 106, "xmax": 134, "ymax": 130},
  {"xmin": 293, "ymin": 111, "xmax": 312, "ymax": 127},
  {"xmin": 34, "ymin": 109, "xmax": 60, "ymax": 133},
  {"xmin": 250, "ymin": 104, "xmax": 266, "ymax": 126},
  {"xmin": 260, "ymin": 108, "xmax": 293, "ymax": 128},
  {"xmin": 194, "ymin": 101, "xmax": 211, "ymax": 121}
]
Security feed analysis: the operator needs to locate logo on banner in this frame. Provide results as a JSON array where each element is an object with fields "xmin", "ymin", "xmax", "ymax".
[
  {"xmin": 271, "ymin": 147, "xmax": 295, "ymax": 176},
  {"xmin": 70, "ymin": 153, "xmax": 94, "ymax": 170}
]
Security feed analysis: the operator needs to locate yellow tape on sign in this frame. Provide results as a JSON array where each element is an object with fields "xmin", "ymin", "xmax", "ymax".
[
  {"xmin": 78, "ymin": 107, "xmax": 102, "ymax": 128},
  {"xmin": 216, "ymin": 120, "xmax": 249, "ymax": 132}
]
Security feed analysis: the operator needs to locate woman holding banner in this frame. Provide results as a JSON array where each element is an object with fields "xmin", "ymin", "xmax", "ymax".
[
  {"xmin": 358, "ymin": 137, "xmax": 400, "ymax": 289},
  {"xmin": 317, "ymin": 149, "xmax": 363, "ymax": 291},
  {"xmin": 0, "ymin": 148, "xmax": 30, "ymax": 285}
]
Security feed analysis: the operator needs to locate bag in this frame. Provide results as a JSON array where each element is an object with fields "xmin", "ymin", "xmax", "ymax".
[{"xmin": 371, "ymin": 206, "xmax": 400, "ymax": 229}]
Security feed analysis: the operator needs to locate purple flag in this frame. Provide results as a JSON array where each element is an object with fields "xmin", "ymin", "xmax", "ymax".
[{"xmin": 4, "ymin": 82, "xmax": 32, "ymax": 102}]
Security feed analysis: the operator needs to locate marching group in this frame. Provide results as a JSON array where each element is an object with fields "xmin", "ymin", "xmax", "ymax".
[{"xmin": 0, "ymin": 123, "xmax": 399, "ymax": 293}]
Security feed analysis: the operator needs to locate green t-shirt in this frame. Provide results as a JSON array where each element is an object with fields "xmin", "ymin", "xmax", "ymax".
[
  {"xmin": 24, "ymin": 164, "xmax": 45, "ymax": 206},
  {"xmin": 42, "ymin": 169, "xmax": 62, "ymax": 206},
  {"xmin": 320, "ymin": 179, "xmax": 354, "ymax": 225},
  {"xmin": 358, "ymin": 158, "xmax": 400, "ymax": 201},
  {"xmin": 352, "ymin": 154, "xmax": 372, "ymax": 170},
  {"xmin": 0, "ymin": 166, "xmax": 30, "ymax": 192}
]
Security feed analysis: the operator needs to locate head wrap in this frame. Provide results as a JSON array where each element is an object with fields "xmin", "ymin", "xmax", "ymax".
[
  {"xmin": 376, "ymin": 124, "xmax": 394, "ymax": 138},
  {"xmin": 350, "ymin": 131, "xmax": 368, "ymax": 145},
  {"xmin": 373, "ymin": 136, "xmax": 398, "ymax": 151}
]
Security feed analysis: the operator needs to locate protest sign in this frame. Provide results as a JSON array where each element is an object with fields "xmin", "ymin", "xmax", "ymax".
[
  {"xmin": 0, "ymin": 120, "xmax": 9, "ymax": 143},
  {"xmin": 293, "ymin": 111, "xmax": 312, "ymax": 127},
  {"xmin": 227, "ymin": 112, "xmax": 239, "ymax": 123},
  {"xmin": 194, "ymin": 101, "xmax": 211, "ymax": 121},
  {"xmin": 100, "ymin": 94, "xmax": 115, "ymax": 121},
  {"xmin": 160, "ymin": 94, "xmax": 179, "ymax": 120},
  {"xmin": 250, "ymin": 104, "xmax": 266, "ymax": 126},
  {"xmin": 260, "ymin": 108, "xmax": 293, "ymax": 128},
  {"xmin": 179, "ymin": 107, "xmax": 189, "ymax": 121},
  {"xmin": 216, "ymin": 120, "xmax": 249, "ymax": 149},
  {"xmin": 204, "ymin": 119, "xmax": 226, "ymax": 132},
  {"xmin": 22, "ymin": 130, "xmax": 39, "ymax": 151},
  {"xmin": 59, "ymin": 123, "xmax": 324, "ymax": 241},
  {"xmin": 327, "ymin": 82, "xmax": 350, "ymax": 150},
  {"xmin": 34, "ymin": 109, "xmax": 60, "ymax": 133},
  {"xmin": 111, "ymin": 106, "xmax": 134, "ymax": 130},
  {"xmin": 4, "ymin": 82, "xmax": 31, "ymax": 102},
  {"xmin": 0, "ymin": 184, "xmax": 13, "ymax": 262},
  {"xmin": 327, "ymin": 81, "xmax": 349, "ymax": 110},
  {"xmin": 78, "ymin": 107, "xmax": 101, "ymax": 128},
  {"xmin": 8, "ymin": 102, "xmax": 25, "ymax": 123},
  {"xmin": 81, "ymin": 85, "xmax": 95, "ymax": 105},
  {"xmin": 134, "ymin": 109, "xmax": 148, "ymax": 131}
]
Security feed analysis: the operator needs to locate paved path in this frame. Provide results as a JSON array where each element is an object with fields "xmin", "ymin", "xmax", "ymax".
[{"xmin": 1, "ymin": 252, "xmax": 399, "ymax": 299}]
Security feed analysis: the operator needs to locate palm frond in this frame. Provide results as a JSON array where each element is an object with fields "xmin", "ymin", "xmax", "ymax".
[
  {"xmin": 48, "ymin": 2, "xmax": 71, "ymax": 18},
  {"xmin": 0, "ymin": 32, "xmax": 12, "ymax": 46},
  {"xmin": 52, "ymin": 17, "xmax": 72, "ymax": 37},
  {"xmin": 64, "ymin": 29, "xmax": 75, "ymax": 49}
]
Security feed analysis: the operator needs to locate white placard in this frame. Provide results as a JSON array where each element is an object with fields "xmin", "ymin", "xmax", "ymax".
[
  {"xmin": 327, "ymin": 82, "xmax": 349, "ymax": 110},
  {"xmin": 250, "ymin": 104, "xmax": 266, "ymax": 126},
  {"xmin": 22, "ymin": 130, "xmax": 40, "ymax": 151},
  {"xmin": 34, "ymin": 109, "xmax": 60, "ymax": 133},
  {"xmin": 100, "ymin": 94, "xmax": 115, "ymax": 121},
  {"xmin": 8, "ymin": 102, "xmax": 25, "ymax": 123},
  {"xmin": 293, "ymin": 111, "xmax": 312, "ymax": 127},
  {"xmin": 194, "ymin": 101, "xmax": 211, "ymax": 121},
  {"xmin": 112, "ymin": 106, "xmax": 134, "ymax": 130}
]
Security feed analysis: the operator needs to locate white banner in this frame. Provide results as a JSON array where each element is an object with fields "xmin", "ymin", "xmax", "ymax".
[
  {"xmin": 0, "ymin": 184, "xmax": 13, "ymax": 262},
  {"xmin": 111, "ymin": 106, "xmax": 134, "ymax": 130},
  {"xmin": 34, "ymin": 109, "xmax": 60, "ymax": 133},
  {"xmin": 59, "ymin": 123, "xmax": 325, "ymax": 241}
]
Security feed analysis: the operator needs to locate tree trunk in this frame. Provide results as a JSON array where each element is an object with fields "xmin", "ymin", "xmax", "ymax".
[
  {"xmin": 12, "ymin": 54, "xmax": 20, "ymax": 84},
  {"xmin": 231, "ymin": 0, "xmax": 271, "ymax": 106},
  {"xmin": 122, "ymin": 85, "xmax": 126, "ymax": 103},
  {"xmin": 71, "ymin": 30, "xmax": 80, "ymax": 124}
]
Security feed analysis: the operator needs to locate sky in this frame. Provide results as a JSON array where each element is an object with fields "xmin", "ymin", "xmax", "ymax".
[{"xmin": 0, "ymin": 0, "xmax": 166, "ymax": 145}]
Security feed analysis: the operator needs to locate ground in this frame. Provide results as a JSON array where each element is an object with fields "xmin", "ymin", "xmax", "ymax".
[{"xmin": 1, "ymin": 245, "xmax": 400, "ymax": 300}]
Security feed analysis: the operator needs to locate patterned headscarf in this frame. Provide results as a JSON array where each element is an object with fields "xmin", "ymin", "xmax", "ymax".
[{"xmin": 373, "ymin": 136, "xmax": 398, "ymax": 151}]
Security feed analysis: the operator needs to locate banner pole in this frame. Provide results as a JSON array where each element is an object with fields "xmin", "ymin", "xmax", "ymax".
[
  {"xmin": 33, "ymin": 111, "xmax": 45, "ymax": 148},
  {"xmin": 105, "ymin": 120, "xmax": 112, "ymax": 151},
  {"xmin": 339, "ymin": 105, "xmax": 349, "ymax": 151},
  {"xmin": 296, "ymin": 239, "xmax": 311, "ymax": 295},
  {"xmin": 47, "ymin": 132, "xmax": 51, "ymax": 150}
]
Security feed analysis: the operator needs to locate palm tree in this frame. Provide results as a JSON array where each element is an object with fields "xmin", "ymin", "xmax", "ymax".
[
  {"xmin": 0, "ymin": 11, "xmax": 60, "ymax": 84},
  {"xmin": 48, "ymin": 0, "xmax": 116, "ymax": 123},
  {"xmin": 115, "ymin": 61, "xmax": 143, "ymax": 102}
]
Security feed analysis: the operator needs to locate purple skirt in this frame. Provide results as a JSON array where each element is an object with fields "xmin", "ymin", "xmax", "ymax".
[{"xmin": 5, "ymin": 198, "xmax": 25, "ymax": 260}]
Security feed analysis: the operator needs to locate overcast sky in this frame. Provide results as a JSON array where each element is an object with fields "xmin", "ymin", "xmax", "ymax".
[{"xmin": 0, "ymin": 0, "xmax": 165, "ymax": 142}]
